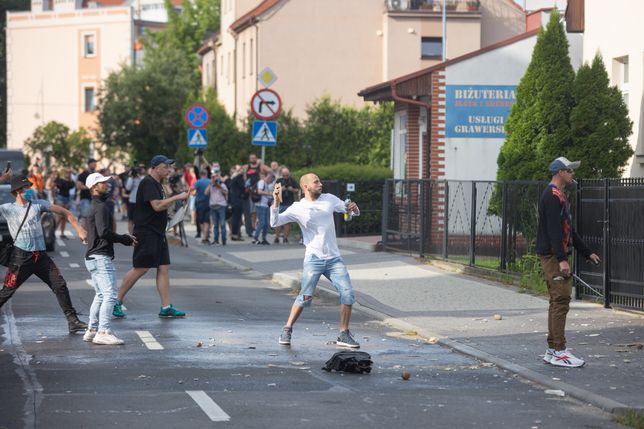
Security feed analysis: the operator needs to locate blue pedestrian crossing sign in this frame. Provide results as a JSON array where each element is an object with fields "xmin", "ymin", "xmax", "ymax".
[
  {"xmin": 188, "ymin": 128, "xmax": 208, "ymax": 148},
  {"xmin": 252, "ymin": 120, "xmax": 277, "ymax": 146}
]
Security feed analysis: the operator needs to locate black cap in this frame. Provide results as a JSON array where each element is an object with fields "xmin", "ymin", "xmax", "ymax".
[
  {"xmin": 88, "ymin": 158, "xmax": 97, "ymax": 164},
  {"xmin": 150, "ymin": 155, "xmax": 175, "ymax": 168},
  {"xmin": 11, "ymin": 175, "xmax": 32, "ymax": 193}
]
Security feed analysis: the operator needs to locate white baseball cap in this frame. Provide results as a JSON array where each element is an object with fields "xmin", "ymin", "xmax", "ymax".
[{"xmin": 85, "ymin": 172, "xmax": 111, "ymax": 189}]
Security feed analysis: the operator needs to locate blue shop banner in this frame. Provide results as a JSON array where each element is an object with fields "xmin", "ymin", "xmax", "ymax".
[{"xmin": 445, "ymin": 85, "xmax": 517, "ymax": 138}]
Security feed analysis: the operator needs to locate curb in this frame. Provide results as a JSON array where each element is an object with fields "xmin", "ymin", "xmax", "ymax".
[
  {"xmin": 337, "ymin": 237, "xmax": 380, "ymax": 252},
  {"xmin": 271, "ymin": 270, "xmax": 632, "ymax": 415}
]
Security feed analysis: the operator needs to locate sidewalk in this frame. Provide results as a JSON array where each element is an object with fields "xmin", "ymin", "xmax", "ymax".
[{"xmin": 175, "ymin": 223, "xmax": 644, "ymax": 415}]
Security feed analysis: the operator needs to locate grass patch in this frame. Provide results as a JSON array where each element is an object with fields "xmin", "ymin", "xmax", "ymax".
[
  {"xmin": 445, "ymin": 255, "xmax": 500, "ymax": 270},
  {"xmin": 614, "ymin": 410, "xmax": 644, "ymax": 429}
]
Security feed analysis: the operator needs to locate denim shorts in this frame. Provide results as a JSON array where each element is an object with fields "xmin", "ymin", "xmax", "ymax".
[
  {"xmin": 296, "ymin": 256, "xmax": 355, "ymax": 307},
  {"xmin": 79, "ymin": 198, "xmax": 91, "ymax": 218},
  {"xmin": 55, "ymin": 195, "xmax": 70, "ymax": 206}
]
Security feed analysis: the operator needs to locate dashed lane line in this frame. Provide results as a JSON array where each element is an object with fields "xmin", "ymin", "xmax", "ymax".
[
  {"xmin": 136, "ymin": 330, "xmax": 164, "ymax": 350},
  {"xmin": 56, "ymin": 239, "xmax": 66, "ymax": 247},
  {"xmin": 58, "ymin": 251, "xmax": 70, "ymax": 258},
  {"xmin": 69, "ymin": 263, "xmax": 80, "ymax": 268},
  {"xmin": 186, "ymin": 391, "xmax": 231, "ymax": 422}
]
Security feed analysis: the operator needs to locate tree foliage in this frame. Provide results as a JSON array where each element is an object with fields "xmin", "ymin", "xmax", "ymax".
[
  {"xmin": 0, "ymin": 0, "xmax": 30, "ymax": 148},
  {"xmin": 568, "ymin": 54, "xmax": 633, "ymax": 178},
  {"xmin": 24, "ymin": 121, "xmax": 92, "ymax": 169},
  {"xmin": 497, "ymin": 9, "xmax": 575, "ymax": 182}
]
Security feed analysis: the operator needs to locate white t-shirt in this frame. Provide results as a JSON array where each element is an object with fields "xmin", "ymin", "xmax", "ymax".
[
  {"xmin": 270, "ymin": 193, "xmax": 345, "ymax": 260},
  {"xmin": 256, "ymin": 179, "xmax": 274, "ymax": 207}
]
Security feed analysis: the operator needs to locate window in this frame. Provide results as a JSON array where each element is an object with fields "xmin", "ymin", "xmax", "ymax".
[
  {"xmin": 421, "ymin": 37, "xmax": 442, "ymax": 59},
  {"xmin": 84, "ymin": 87, "xmax": 96, "ymax": 112},
  {"xmin": 613, "ymin": 56, "xmax": 629, "ymax": 105},
  {"xmin": 249, "ymin": 39, "xmax": 254, "ymax": 75},
  {"xmin": 83, "ymin": 34, "xmax": 96, "ymax": 57},
  {"xmin": 242, "ymin": 42, "xmax": 246, "ymax": 78},
  {"xmin": 393, "ymin": 112, "xmax": 408, "ymax": 180}
]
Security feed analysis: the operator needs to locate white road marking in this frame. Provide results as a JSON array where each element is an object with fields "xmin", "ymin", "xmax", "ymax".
[
  {"xmin": 56, "ymin": 239, "xmax": 66, "ymax": 247},
  {"xmin": 85, "ymin": 279, "xmax": 94, "ymax": 288},
  {"xmin": 69, "ymin": 263, "xmax": 80, "ymax": 268},
  {"xmin": 186, "ymin": 391, "xmax": 231, "ymax": 422},
  {"xmin": 136, "ymin": 330, "xmax": 164, "ymax": 350},
  {"xmin": 1, "ymin": 304, "xmax": 44, "ymax": 428},
  {"xmin": 59, "ymin": 251, "xmax": 70, "ymax": 258}
]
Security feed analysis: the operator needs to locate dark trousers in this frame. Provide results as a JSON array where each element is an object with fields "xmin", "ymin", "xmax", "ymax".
[
  {"xmin": 242, "ymin": 198, "xmax": 253, "ymax": 237},
  {"xmin": 0, "ymin": 248, "xmax": 77, "ymax": 317},
  {"xmin": 231, "ymin": 200, "xmax": 243, "ymax": 236}
]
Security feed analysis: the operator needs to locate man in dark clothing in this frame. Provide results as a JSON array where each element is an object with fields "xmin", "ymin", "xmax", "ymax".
[
  {"xmin": 274, "ymin": 167, "xmax": 299, "ymax": 243},
  {"xmin": 0, "ymin": 174, "xmax": 89, "ymax": 333},
  {"xmin": 76, "ymin": 158, "xmax": 97, "ymax": 230},
  {"xmin": 83, "ymin": 173, "xmax": 137, "ymax": 345},
  {"xmin": 113, "ymin": 155, "xmax": 190, "ymax": 318},
  {"xmin": 229, "ymin": 166, "xmax": 246, "ymax": 241},
  {"xmin": 536, "ymin": 157, "xmax": 600, "ymax": 368},
  {"xmin": 243, "ymin": 154, "xmax": 271, "ymax": 237}
]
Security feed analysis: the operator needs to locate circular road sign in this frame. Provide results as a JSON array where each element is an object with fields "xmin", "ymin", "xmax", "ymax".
[
  {"xmin": 250, "ymin": 89, "xmax": 282, "ymax": 121},
  {"xmin": 184, "ymin": 104, "xmax": 210, "ymax": 129}
]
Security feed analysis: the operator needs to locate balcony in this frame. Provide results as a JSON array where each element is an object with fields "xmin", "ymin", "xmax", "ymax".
[{"xmin": 385, "ymin": 0, "xmax": 481, "ymax": 13}]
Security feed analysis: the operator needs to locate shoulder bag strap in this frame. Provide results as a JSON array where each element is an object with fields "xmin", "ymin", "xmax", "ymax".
[{"xmin": 14, "ymin": 201, "xmax": 32, "ymax": 241}]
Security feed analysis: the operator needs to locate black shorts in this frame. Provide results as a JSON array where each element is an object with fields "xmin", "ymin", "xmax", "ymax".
[
  {"xmin": 127, "ymin": 202, "xmax": 136, "ymax": 221},
  {"xmin": 195, "ymin": 202, "xmax": 210, "ymax": 224},
  {"xmin": 132, "ymin": 229, "xmax": 170, "ymax": 268}
]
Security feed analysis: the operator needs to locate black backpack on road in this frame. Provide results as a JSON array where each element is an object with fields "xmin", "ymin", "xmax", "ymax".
[{"xmin": 322, "ymin": 351, "xmax": 372, "ymax": 374}]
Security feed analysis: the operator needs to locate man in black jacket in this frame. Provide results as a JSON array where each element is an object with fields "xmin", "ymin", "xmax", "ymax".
[
  {"xmin": 83, "ymin": 173, "xmax": 137, "ymax": 345},
  {"xmin": 536, "ymin": 157, "xmax": 600, "ymax": 368}
]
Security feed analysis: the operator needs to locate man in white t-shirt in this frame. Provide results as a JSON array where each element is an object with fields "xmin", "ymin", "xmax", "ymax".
[{"xmin": 270, "ymin": 173, "xmax": 361, "ymax": 348}]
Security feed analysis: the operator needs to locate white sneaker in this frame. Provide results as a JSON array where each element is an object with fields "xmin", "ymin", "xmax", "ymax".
[
  {"xmin": 543, "ymin": 348, "xmax": 555, "ymax": 363},
  {"xmin": 92, "ymin": 330, "xmax": 125, "ymax": 345},
  {"xmin": 83, "ymin": 329, "xmax": 97, "ymax": 342},
  {"xmin": 550, "ymin": 349, "xmax": 585, "ymax": 368}
]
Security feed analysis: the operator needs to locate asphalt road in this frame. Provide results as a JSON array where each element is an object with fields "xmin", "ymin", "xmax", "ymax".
[{"xmin": 0, "ymin": 227, "xmax": 625, "ymax": 429}]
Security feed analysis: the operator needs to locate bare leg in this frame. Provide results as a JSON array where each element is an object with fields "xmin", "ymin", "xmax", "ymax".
[
  {"xmin": 117, "ymin": 267, "xmax": 149, "ymax": 301},
  {"xmin": 285, "ymin": 303, "xmax": 305, "ymax": 327},
  {"xmin": 283, "ymin": 224, "xmax": 291, "ymax": 240},
  {"xmin": 339, "ymin": 304, "xmax": 352, "ymax": 331},
  {"xmin": 156, "ymin": 264, "xmax": 170, "ymax": 307},
  {"xmin": 201, "ymin": 222, "xmax": 210, "ymax": 241}
]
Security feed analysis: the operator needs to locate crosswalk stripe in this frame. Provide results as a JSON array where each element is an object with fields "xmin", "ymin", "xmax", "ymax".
[
  {"xmin": 136, "ymin": 330, "xmax": 164, "ymax": 350},
  {"xmin": 59, "ymin": 251, "xmax": 69, "ymax": 258},
  {"xmin": 69, "ymin": 263, "xmax": 80, "ymax": 268},
  {"xmin": 56, "ymin": 239, "xmax": 66, "ymax": 247},
  {"xmin": 186, "ymin": 391, "xmax": 230, "ymax": 422}
]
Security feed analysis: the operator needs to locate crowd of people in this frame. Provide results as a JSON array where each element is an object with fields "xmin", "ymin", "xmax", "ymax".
[{"xmin": 18, "ymin": 153, "xmax": 300, "ymax": 247}]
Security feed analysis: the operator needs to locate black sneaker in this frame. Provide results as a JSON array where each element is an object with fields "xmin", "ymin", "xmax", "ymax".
[
  {"xmin": 67, "ymin": 315, "xmax": 89, "ymax": 334},
  {"xmin": 283, "ymin": 237, "xmax": 289, "ymax": 244},
  {"xmin": 273, "ymin": 237, "xmax": 280, "ymax": 244},
  {"xmin": 251, "ymin": 239, "xmax": 259, "ymax": 244},
  {"xmin": 336, "ymin": 330, "xmax": 360, "ymax": 348},
  {"xmin": 279, "ymin": 326, "xmax": 292, "ymax": 345},
  {"xmin": 260, "ymin": 240, "xmax": 270, "ymax": 245}
]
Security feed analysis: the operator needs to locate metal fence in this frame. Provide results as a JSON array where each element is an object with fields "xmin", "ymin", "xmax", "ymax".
[
  {"xmin": 382, "ymin": 178, "xmax": 644, "ymax": 311},
  {"xmin": 322, "ymin": 180, "xmax": 384, "ymax": 237}
]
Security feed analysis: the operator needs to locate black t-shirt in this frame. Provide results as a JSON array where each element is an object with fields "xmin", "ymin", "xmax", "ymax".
[
  {"xmin": 77, "ymin": 170, "xmax": 93, "ymax": 200},
  {"xmin": 276, "ymin": 176, "xmax": 299, "ymax": 206},
  {"xmin": 54, "ymin": 177, "xmax": 75, "ymax": 198},
  {"xmin": 246, "ymin": 163, "xmax": 261, "ymax": 186},
  {"xmin": 134, "ymin": 175, "xmax": 167, "ymax": 235}
]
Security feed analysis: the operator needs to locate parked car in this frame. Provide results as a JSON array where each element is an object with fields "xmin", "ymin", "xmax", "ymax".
[{"xmin": 0, "ymin": 184, "xmax": 56, "ymax": 252}]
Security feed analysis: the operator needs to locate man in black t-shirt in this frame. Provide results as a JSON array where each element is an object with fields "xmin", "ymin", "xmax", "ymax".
[
  {"xmin": 113, "ymin": 155, "xmax": 190, "ymax": 319},
  {"xmin": 76, "ymin": 158, "xmax": 97, "ymax": 230},
  {"xmin": 274, "ymin": 167, "xmax": 299, "ymax": 243},
  {"xmin": 54, "ymin": 167, "xmax": 76, "ymax": 238}
]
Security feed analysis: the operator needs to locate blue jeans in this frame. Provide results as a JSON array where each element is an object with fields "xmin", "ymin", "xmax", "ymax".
[
  {"xmin": 253, "ymin": 205, "xmax": 269, "ymax": 241},
  {"xmin": 210, "ymin": 205, "xmax": 227, "ymax": 242},
  {"xmin": 297, "ymin": 256, "xmax": 355, "ymax": 307},
  {"xmin": 84, "ymin": 255, "xmax": 117, "ymax": 332}
]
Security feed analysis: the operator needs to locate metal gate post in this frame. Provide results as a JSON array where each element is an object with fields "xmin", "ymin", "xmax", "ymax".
[
  {"xmin": 382, "ymin": 180, "xmax": 389, "ymax": 250},
  {"xmin": 602, "ymin": 179, "xmax": 611, "ymax": 308},
  {"xmin": 500, "ymin": 182, "xmax": 508, "ymax": 271},
  {"xmin": 469, "ymin": 181, "xmax": 477, "ymax": 267},
  {"xmin": 443, "ymin": 181, "xmax": 449, "ymax": 259},
  {"xmin": 420, "ymin": 181, "xmax": 426, "ymax": 256},
  {"xmin": 574, "ymin": 179, "xmax": 581, "ymax": 300}
]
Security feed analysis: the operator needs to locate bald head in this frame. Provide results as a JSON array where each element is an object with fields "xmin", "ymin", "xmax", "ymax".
[{"xmin": 300, "ymin": 173, "xmax": 322, "ymax": 200}]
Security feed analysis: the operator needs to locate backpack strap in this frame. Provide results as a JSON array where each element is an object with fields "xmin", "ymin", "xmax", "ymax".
[{"xmin": 14, "ymin": 201, "xmax": 32, "ymax": 241}]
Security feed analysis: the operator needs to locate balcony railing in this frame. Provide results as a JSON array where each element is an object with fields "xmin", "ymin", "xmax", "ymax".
[{"xmin": 385, "ymin": 0, "xmax": 481, "ymax": 12}]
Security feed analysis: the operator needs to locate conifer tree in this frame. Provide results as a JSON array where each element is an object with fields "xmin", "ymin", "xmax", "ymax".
[
  {"xmin": 496, "ymin": 9, "xmax": 575, "ymax": 181},
  {"xmin": 568, "ymin": 54, "xmax": 633, "ymax": 178}
]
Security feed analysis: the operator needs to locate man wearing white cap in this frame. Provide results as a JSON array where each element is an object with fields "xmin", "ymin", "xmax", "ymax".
[
  {"xmin": 83, "ymin": 173, "xmax": 137, "ymax": 345},
  {"xmin": 537, "ymin": 157, "xmax": 601, "ymax": 368}
]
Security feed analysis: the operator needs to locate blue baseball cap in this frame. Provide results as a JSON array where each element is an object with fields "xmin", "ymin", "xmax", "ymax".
[
  {"xmin": 549, "ymin": 157, "xmax": 580, "ymax": 175},
  {"xmin": 150, "ymin": 155, "xmax": 175, "ymax": 168}
]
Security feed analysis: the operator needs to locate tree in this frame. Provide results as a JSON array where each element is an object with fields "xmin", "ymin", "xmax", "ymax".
[
  {"xmin": 568, "ymin": 54, "xmax": 633, "ymax": 178},
  {"xmin": 98, "ymin": 46, "xmax": 197, "ymax": 163},
  {"xmin": 0, "ymin": 0, "xmax": 30, "ymax": 148},
  {"xmin": 496, "ymin": 9, "xmax": 575, "ymax": 182},
  {"xmin": 24, "ymin": 121, "xmax": 92, "ymax": 169}
]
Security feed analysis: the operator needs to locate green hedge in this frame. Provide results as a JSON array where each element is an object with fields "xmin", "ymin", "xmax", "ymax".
[{"xmin": 291, "ymin": 163, "xmax": 392, "ymax": 182}]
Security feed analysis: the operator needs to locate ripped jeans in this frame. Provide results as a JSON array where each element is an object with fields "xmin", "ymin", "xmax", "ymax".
[{"xmin": 296, "ymin": 255, "xmax": 355, "ymax": 307}]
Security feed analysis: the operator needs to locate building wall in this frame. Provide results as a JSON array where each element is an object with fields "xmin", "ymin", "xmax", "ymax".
[
  {"xmin": 443, "ymin": 36, "xmax": 537, "ymax": 181},
  {"xmin": 6, "ymin": 7, "xmax": 133, "ymax": 150},
  {"xmin": 384, "ymin": 14, "xmax": 481, "ymax": 80},
  {"xmin": 583, "ymin": 0, "xmax": 644, "ymax": 177},
  {"xmin": 479, "ymin": 0, "xmax": 525, "ymax": 47}
]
